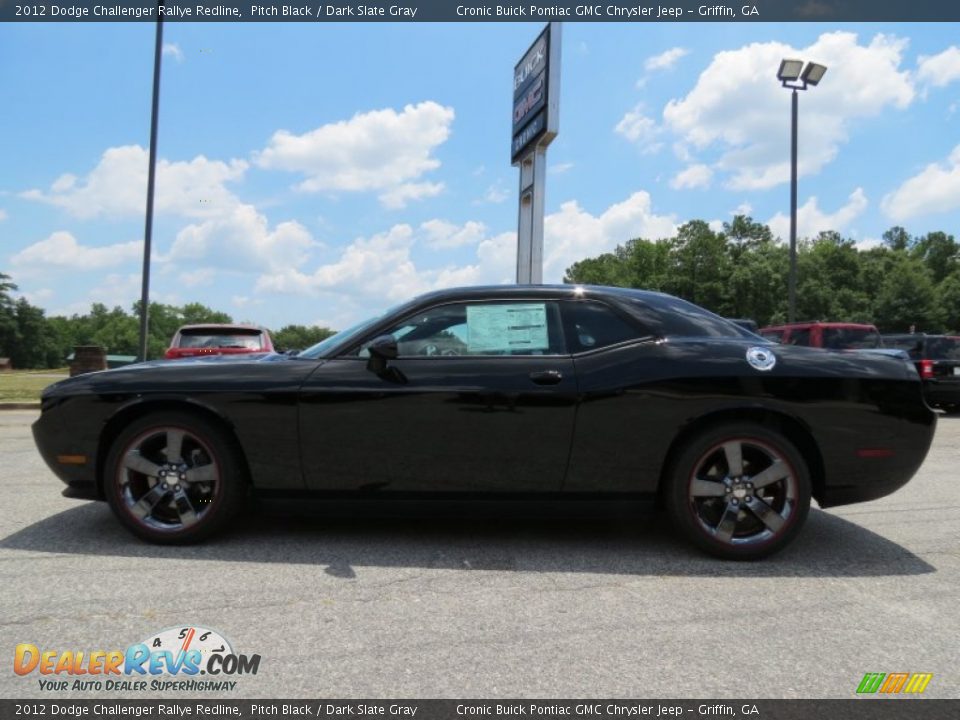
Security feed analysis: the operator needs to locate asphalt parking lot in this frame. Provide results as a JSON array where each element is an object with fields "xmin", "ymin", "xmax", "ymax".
[{"xmin": 1, "ymin": 409, "xmax": 958, "ymax": 700}]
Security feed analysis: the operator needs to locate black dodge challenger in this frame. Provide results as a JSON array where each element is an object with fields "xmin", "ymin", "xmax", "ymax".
[{"xmin": 33, "ymin": 285, "xmax": 936, "ymax": 559}]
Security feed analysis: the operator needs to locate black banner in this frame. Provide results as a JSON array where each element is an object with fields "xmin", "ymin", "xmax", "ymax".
[
  {"xmin": 4, "ymin": 0, "xmax": 960, "ymax": 23},
  {"xmin": 0, "ymin": 700, "xmax": 958, "ymax": 720}
]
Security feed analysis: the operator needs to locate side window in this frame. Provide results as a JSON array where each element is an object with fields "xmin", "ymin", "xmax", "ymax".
[
  {"xmin": 788, "ymin": 328, "xmax": 811, "ymax": 346},
  {"xmin": 357, "ymin": 301, "xmax": 565, "ymax": 357},
  {"xmin": 760, "ymin": 330, "xmax": 783, "ymax": 343},
  {"xmin": 562, "ymin": 300, "xmax": 643, "ymax": 353}
]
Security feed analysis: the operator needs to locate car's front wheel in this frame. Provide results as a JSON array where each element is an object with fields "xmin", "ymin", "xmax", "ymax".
[
  {"xmin": 104, "ymin": 411, "xmax": 245, "ymax": 543},
  {"xmin": 665, "ymin": 423, "xmax": 811, "ymax": 560}
]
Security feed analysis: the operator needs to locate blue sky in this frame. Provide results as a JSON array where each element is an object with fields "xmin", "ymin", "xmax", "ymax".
[{"xmin": 3, "ymin": 21, "xmax": 960, "ymax": 330}]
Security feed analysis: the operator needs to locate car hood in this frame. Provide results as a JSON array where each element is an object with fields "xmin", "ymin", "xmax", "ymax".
[{"xmin": 42, "ymin": 352, "xmax": 305, "ymax": 399}]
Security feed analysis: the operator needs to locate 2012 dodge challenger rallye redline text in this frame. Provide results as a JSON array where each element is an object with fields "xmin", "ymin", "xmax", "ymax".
[{"xmin": 32, "ymin": 285, "xmax": 936, "ymax": 559}]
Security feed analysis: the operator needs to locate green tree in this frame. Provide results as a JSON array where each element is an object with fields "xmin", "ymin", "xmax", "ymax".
[
  {"xmin": 874, "ymin": 256, "xmax": 943, "ymax": 332},
  {"xmin": 665, "ymin": 220, "xmax": 731, "ymax": 313},
  {"xmin": 0, "ymin": 272, "xmax": 17, "ymax": 359},
  {"xmin": 272, "ymin": 324, "xmax": 336, "ymax": 352},
  {"xmin": 11, "ymin": 299, "xmax": 61, "ymax": 368},
  {"xmin": 911, "ymin": 231, "xmax": 958, "ymax": 284},
  {"xmin": 937, "ymin": 270, "xmax": 960, "ymax": 332},
  {"xmin": 725, "ymin": 238, "xmax": 789, "ymax": 326},
  {"xmin": 882, "ymin": 226, "xmax": 911, "ymax": 252},
  {"xmin": 795, "ymin": 232, "xmax": 870, "ymax": 322}
]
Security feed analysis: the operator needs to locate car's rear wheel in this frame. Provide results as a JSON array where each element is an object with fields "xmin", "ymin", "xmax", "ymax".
[
  {"xmin": 104, "ymin": 412, "xmax": 245, "ymax": 543},
  {"xmin": 665, "ymin": 423, "xmax": 811, "ymax": 560}
]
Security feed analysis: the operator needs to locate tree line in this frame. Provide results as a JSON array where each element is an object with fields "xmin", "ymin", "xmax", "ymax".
[
  {"xmin": 4, "ymin": 219, "xmax": 959, "ymax": 368},
  {"xmin": 564, "ymin": 218, "xmax": 960, "ymax": 333},
  {"xmin": 0, "ymin": 272, "xmax": 334, "ymax": 370}
]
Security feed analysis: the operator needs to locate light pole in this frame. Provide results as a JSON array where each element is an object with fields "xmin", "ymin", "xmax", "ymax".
[
  {"xmin": 138, "ymin": 4, "xmax": 164, "ymax": 362},
  {"xmin": 777, "ymin": 59, "xmax": 826, "ymax": 323}
]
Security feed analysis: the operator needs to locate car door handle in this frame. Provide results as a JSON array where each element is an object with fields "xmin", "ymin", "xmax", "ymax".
[{"xmin": 529, "ymin": 370, "xmax": 564, "ymax": 385}]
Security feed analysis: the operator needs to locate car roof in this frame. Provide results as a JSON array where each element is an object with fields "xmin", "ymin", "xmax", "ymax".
[
  {"xmin": 176, "ymin": 324, "xmax": 266, "ymax": 332},
  {"xmin": 406, "ymin": 284, "xmax": 674, "ymax": 304}
]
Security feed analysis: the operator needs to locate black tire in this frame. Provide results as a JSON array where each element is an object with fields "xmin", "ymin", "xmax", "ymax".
[
  {"xmin": 664, "ymin": 422, "xmax": 811, "ymax": 560},
  {"xmin": 103, "ymin": 411, "xmax": 246, "ymax": 544}
]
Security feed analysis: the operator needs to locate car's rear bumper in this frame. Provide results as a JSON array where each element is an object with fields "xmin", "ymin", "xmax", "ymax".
[{"xmin": 815, "ymin": 383, "xmax": 937, "ymax": 508}]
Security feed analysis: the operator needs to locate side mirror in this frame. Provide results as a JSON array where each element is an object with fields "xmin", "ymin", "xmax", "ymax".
[
  {"xmin": 365, "ymin": 335, "xmax": 407, "ymax": 384},
  {"xmin": 368, "ymin": 335, "xmax": 398, "ymax": 360}
]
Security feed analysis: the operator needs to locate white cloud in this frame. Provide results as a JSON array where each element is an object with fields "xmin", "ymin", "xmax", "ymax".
[
  {"xmin": 255, "ymin": 224, "xmax": 430, "ymax": 303},
  {"xmin": 378, "ymin": 181, "xmax": 444, "ymax": 210},
  {"xmin": 162, "ymin": 43, "xmax": 184, "ymax": 63},
  {"xmin": 549, "ymin": 162, "xmax": 574, "ymax": 175},
  {"xmin": 881, "ymin": 144, "xmax": 960, "ymax": 220},
  {"xmin": 0, "ymin": 209, "xmax": 7, "ymax": 221},
  {"xmin": 767, "ymin": 187, "xmax": 868, "ymax": 240},
  {"xmin": 420, "ymin": 219, "xmax": 487, "ymax": 249},
  {"xmin": 16, "ymin": 288, "xmax": 54, "ymax": 305},
  {"xmin": 855, "ymin": 237, "xmax": 884, "ymax": 250},
  {"xmin": 615, "ymin": 104, "xmax": 661, "ymax": 151},
  {"xmin": 731, "ymin": 202, "xmax": 753, "ymax": 216},
  {"xmin": 255, "ymin": 101, "xmax": 454, "ymax": 208},
  {"xmin": 478, "ymin": 183, "xmax": 509, "ymax": 204},
  {"xmin": 231, "ymin": 295, "xmax": 263, "ymax": 309},
  {"xmin": 917, "ymin": 47, "xmax": 960, "ymax": 88},
  {"xmin": 662, "ymin": 32, "xmax": 914, "ymax": 190},
  {"xmin": 670, "ymin": 164, "xmax": 713, "ymax": 189},
  {"xmin": 645, "ymin": 47, "xmax": 689, "ymax": 72},
  {"xmin": 252, "ymin": 192, "xmax": 676, "ymax": 325},
  {"xmin": 180, "ymin": 268, "xmax": 216, "ymax": 287},
  {"xmin": 166, "ymin": 204, "xmax": 315, "ymax": 273},
  {"xmin": 12, "ymin": 231, "xmax": 142, "ymax": 271},
  {"xmin": 21, "ymin": 145, "xmax": 247, "ymax": 219},
  {"xmin": 542, "ymin": 192, "xmax": 677, "ymax": 280},
  {"xmin": 48, "ymin": 273, "xmax": 179, "ymax": 318}
]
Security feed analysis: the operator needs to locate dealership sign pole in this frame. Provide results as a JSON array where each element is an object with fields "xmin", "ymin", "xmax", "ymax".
[{"xmin": 513, "ymin": 23, "xmax": 561, "ymax": 285}]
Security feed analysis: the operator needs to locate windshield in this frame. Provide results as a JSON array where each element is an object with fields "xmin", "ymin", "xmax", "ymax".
[
  {"xmin": 296, "ymin": 299, "xmax": 415, "ymax": 359},
  {"xmin": 178, "ymin": 329, "xmax": 263, "ymax": 349},
  {"xmin": 296, "ymin": 316, "xmax": 384, "ymax": 359}
]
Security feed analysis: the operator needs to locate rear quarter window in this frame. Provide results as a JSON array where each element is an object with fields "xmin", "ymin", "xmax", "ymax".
[{"xmin": 622, "ymin": 294, "xmax": 754, "ymax": 339}]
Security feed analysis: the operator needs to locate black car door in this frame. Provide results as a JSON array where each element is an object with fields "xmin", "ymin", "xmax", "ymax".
[{"xmin": 298, "ymin": 299, "xmax": 577, "ymax": 493}]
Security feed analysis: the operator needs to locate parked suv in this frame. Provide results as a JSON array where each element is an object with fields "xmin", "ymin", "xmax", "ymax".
[
  {"xmin": 165, "ymin": 324, "xmax": 275, "ymax": 360},
  {"xmin": 881, "ymin": 334, "xmax": 960, "ymax": 413},
  {"xmin": 759, "ymin": 322, "xmax": 881, "ymax": 349}
]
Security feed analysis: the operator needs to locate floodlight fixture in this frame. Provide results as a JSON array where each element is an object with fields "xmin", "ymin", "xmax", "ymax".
[
  {"xmin": 801, "ymin": 62, "xmax": 828, "ymax": 86},
  {"xmin": 777, "ymin": 59, "xmax": 804, "ymax": 82}
]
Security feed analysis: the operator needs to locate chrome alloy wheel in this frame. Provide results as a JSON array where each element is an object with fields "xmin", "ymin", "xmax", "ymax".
[
  {"xmin": 116, "ymin": 426, "xmax": 221, "ymax": 533},
  {"xmin": 687, "ymin": 438, "xmax": 799, "ymax": 547}
]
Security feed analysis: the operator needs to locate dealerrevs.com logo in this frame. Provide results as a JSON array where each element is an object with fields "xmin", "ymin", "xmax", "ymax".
[{"xmin": 14, "ymin": 626, "xmax": 260, "ymax": 693}]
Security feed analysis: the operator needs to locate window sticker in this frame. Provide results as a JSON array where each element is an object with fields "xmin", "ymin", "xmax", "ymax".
[{"xmin": 466, "ymin": 304, "xmax": 549, "ymax": 353}]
